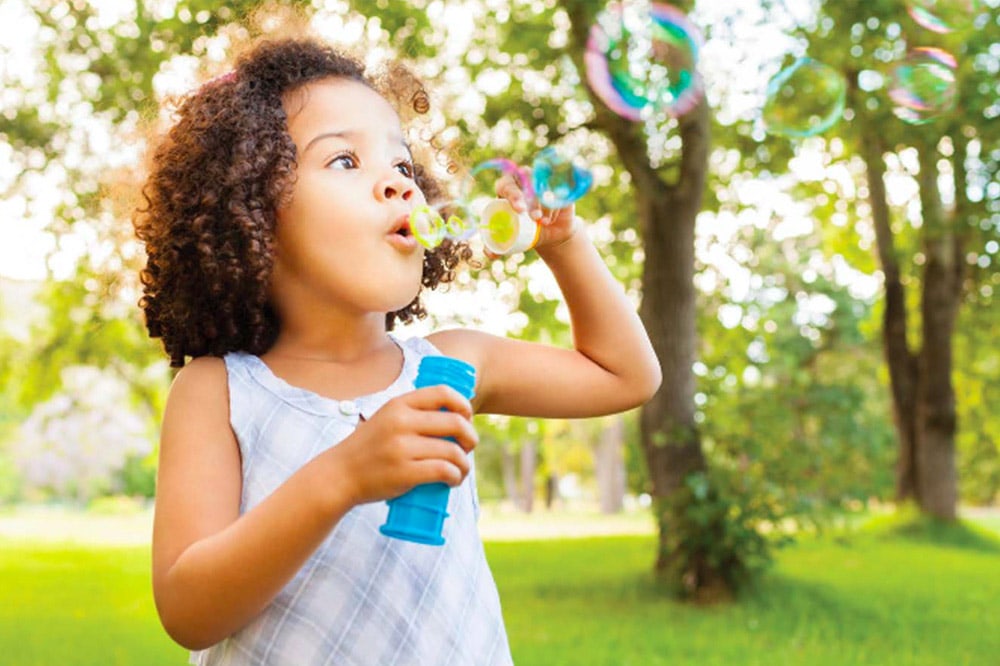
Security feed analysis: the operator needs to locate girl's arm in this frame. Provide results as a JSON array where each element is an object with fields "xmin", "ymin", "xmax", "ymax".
[
  {"xmin": 152, "ymin": 358, "xmax": 476, "ymax": 650},
  {"xmin": 430, "ymin": 215, "xmax": 662, "ymax": 418}
]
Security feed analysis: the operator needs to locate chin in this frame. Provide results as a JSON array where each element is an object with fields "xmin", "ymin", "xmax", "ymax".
[{"xmin": 383, "ymin": 284, "xmax": 423, "ymax": 314}]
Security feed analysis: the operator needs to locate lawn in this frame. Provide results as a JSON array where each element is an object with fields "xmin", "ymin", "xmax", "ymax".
[{"xmin": 0, "ymin": 513, "xmax": 997, "ymax": 665}]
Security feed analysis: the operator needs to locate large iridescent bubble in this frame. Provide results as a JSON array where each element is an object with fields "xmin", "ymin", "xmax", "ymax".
[
  {"xmin": 888, "ymin": 47, "xmax": 958, "ymax": 125},
  {"xmin": 762, "ymin": 57, "xmax": 847, "ymax": 138},
  {"xmin": 584, "ymin": 2, "xmax": 703, "ymax": 121},
  {"xmin": 906, "ymin": 0, "xmax": 979, "ymax": 33},
  {"xmin": 531, "ymin": 146, "xmax": 594, "ymax": 209}
]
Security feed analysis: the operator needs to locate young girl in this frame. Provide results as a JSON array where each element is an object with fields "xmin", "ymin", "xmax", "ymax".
[{"xmin": 136, "ymin": 34, "xmax": 660, "ymax": 666}]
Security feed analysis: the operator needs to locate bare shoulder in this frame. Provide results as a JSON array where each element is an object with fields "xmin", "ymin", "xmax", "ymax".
[
  {"xmin": 425, "ymin": 328, "xmax": 507, "ymax": 377},
  {"xmin": 159, "ymin": 355, "xmax": 236, "ymax": 480},
  {"xmin": 425, "ymin": 328, "xmax": 489, "ymax": 361},
  {"xmin": 154, "ymin": 355, "xmax": 241, "ymax": 580},
  {"xmin": 161, "ymin": 354, "xmax": 234, "ymax": 459},
  {"xmin": 169, "ymin": 355, "xmax": 228, "ymax": 399}
]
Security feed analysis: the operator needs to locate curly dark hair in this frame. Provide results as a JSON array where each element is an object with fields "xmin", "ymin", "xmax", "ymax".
[{"xmin": 134, "ymin": 37, "xmax": 470, "ymax": 367}]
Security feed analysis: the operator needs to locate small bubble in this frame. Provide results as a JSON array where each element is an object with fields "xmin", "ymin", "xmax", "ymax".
[{"xmin": 762, "ymin": 57, "xmax": 846, "ymax": 138}]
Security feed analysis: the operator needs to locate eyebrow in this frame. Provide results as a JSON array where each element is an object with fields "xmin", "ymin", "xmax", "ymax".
[{"xmin": 302, "ymin": 130, "xmax": 411, "ymax": 156}]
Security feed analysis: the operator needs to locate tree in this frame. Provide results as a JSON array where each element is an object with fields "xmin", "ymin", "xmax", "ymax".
[
  {"xmin": 799, "ymin": 0, "xmax": 999, "ymax": 519},
  {"xmin": 557, "ymin": 0, "xmax": 719, "ymax": 593},
  {"xmin": 698, "ymin": 0, "xmax": 998, "ymax": 521}
]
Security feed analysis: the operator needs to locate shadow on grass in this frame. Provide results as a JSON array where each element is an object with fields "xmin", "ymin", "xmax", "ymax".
[{"xmin": 864, "ymin": 510, "xmax": 1000, "ymax": 554}]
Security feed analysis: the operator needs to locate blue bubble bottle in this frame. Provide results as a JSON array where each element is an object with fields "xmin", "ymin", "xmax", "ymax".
[{"xmin": 379, "ymin": 355, "xmax": 476, "ymax": 546}]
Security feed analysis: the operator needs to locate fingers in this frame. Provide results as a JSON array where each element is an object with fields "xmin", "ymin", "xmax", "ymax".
[
  {"xmin": 410, "ymin": 438, "xmax": 472, "ymax": 485},
  {"xmin": 384, "ymin": 386, "xmax": 479, "ymax": 451},
  {"xmin": 415, "ymin": 409, "xmax": 479, "ymax": 453},
  {"xmin": 495, "ymin": 174, "xmax": 543, "ymax": 221},
  {"xmin": 404, "ymin": 385, "xmax": 474, "ymax": 420}
]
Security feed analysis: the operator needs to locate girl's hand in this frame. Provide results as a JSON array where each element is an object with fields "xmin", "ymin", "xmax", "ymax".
[
  {"xmin": 494, "ymin": 174, "xmax": 578, "ymax": 256},
  {"xmin": 332, "ymin": 385, "xmax": 478, "ymax": 506}
]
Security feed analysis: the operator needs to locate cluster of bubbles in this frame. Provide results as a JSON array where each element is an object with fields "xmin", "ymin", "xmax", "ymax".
[
  {"xmin": 412, "ymin": 1, "xmax": 975, "ymax": 257},
  {"xmin": 760, "ymin": 0, "xmax": 968, "ymax": 135},
  {"xmin": 584, "ymin": 1, "xmax": 703, "ymax": 121},
  {"xmin": 409, "ymin": 146, "xmax": 594, "ymax": 251},
  {"xmin": 581, "ymin": 0, "xmax": 970, "ymax": 138}
]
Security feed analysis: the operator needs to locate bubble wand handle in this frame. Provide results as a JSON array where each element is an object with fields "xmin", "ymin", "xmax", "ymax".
[{"xmin": 379, "ymin": 356, "xmax": 476, "ymax": 546}]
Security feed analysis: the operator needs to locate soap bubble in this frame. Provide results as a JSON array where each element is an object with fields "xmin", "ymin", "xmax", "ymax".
[
  {"xmin": 762, "ymin": 57, "xmax": 847, "ymax": 138},
  {"xmin": 460, "ymin": 158, "xmax": 533, "ymax": 208},
  {"xmin": 584, "ymin": 1, "xmax": 703, "ymax": 121},
  {"xmin": 408, "ymin": 201, "xmax": 476, "ymax": 250},
  {"xmin": 906, "ymin": 0, "xmax": 978, "ymax": 33},
  {"xmin": 888, "ymin": 47, "xmax": 957, "ymax": 125},
  {"xmin": 531, "ymin": 146, "xmax": 594, "ymax": 209},
  {"xmin": 408, "ymin": 204, "xmax": 446, "ymax": 249}
]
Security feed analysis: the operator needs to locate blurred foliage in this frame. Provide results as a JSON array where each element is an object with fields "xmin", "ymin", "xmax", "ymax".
[
  {"xmin": 696, "ymin": 216, "xmax": 898, "ymax": 513},
  {"xmin": 0, "ymin": 0, "xmax": 996, "ymax": 531}
]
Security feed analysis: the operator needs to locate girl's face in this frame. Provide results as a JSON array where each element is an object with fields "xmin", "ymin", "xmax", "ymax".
[{"xmin": 272, "ymin": 77, "xmax": 427, "ymax": 319}]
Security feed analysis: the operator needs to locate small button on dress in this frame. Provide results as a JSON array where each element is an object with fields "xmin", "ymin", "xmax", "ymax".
[{"xmin": 338, "ymin": 399, "xmax": 359, "ymax": 416}]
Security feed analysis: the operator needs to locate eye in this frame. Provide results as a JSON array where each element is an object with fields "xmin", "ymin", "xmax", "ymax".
[
  {"xmin": 326, "ymin": 151, "xmax": 359, "ymax": 170},
  {"xmin": 394, "ymin": 159, "xmax": 415, "ymax": 179}
]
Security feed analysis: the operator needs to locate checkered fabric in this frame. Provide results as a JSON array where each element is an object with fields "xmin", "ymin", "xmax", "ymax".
[{"xmin": 189, "ymin": 336, "xmax": 512, "ymax": 666}]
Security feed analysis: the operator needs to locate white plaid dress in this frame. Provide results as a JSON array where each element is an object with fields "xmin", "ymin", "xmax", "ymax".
[{"xmin": 190, "ymin": 335, "xmax": 512, "ymax": 666}]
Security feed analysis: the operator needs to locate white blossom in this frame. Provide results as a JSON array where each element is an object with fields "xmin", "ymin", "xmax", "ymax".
[{"xmin": 11, "ymin": 365, "xmax": 154, "ymax": 502}]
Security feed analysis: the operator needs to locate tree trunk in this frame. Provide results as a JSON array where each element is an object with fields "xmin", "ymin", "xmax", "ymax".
[
  {"xmin": 914, "ymin": 146, "xmax": 961, "ymax": 520},
  {"xmin": 638, "ymin": 102, "xmax": 711, "ymax": 578},
  {"xmin": 859, "ymin": 136, "xmax": 920, "ymax": 501},
  {"xmin": 501, "ymin": 445, "xmax": 519, "ymax": 509},
  {"xmin": 519, "ymin": 439, "xmax": 536, "ymax": 513},
  {"xmin": 860, "ymin": 132, "xmax": 960, "ymax": 521},
  {"xmin": 563, "ymin": 0, "xmax": 713, "ymax": 592},
  {"xmin": 595, "ymin": 416, "xmax": 626, "ymax": 514}
]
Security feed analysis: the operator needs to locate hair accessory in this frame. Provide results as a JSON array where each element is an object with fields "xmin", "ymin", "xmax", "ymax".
[{"xmin": 199, "ymin": 70, "xmax": 238, "ymax": 93}]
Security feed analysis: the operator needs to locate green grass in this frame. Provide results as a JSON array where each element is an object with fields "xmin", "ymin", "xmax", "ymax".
[
  {"xmin": 1, "ymin": 514, "xmax": 998, "ymax": 665},
  {"xmin": 0, "ymin": 541, "xmax": 187, "ymax": 665},
  {"xmin": 492, "ymin": 514, "xmax": 1000, "ymax": 666}
]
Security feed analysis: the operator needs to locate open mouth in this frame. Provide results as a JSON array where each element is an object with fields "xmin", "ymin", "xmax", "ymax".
[{"xmin": 390, "ymin": 214, "xmax": 412, "ymax": 237}]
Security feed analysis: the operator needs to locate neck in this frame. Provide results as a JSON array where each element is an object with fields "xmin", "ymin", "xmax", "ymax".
[{"xmin": 268, "ymin": 308, "xmax": 391, "ymax": 364}]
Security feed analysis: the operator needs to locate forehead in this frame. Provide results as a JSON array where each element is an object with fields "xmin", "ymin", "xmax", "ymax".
[{"xmin": 282, "ymin": 77, "xmax": 403, "ymax": 143}]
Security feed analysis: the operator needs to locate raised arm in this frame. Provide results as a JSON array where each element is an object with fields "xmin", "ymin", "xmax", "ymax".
[{"xmin": 429, "ymin": 210, "xmax": 661, "ymax": 419}]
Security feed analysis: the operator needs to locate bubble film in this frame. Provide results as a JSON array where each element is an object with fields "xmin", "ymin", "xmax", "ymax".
[
  {"xmin": 408, "ymin": 204, "xmax": 446, "ymax": 249},
  {"xmin": 461, "ymin": 158, "xmax": 535, "ymax": 208},
  {"xmin": 584, "ymin": 2, "xmax": 703, "ymax": 121},
  {"xmin": 407, "ymin": 202, "xmax": 477, "ymax": 250},
  {"xmin": 888, "ymin": 47, "xmax": 957, "ymax": 125},
  {"xmin": 762, "ymin": 57, "xmax": 847, "ymax": 138},
  {"xmin": 531, "ymin": 146, "xmax": 594, "ymax": 209},
  {"xmin": 906, "ymin": 0, "xmax": 978, "ymax": 33}
]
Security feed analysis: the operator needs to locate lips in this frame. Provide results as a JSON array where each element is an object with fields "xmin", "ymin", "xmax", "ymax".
[
  {"xmin": 386, "ymin": 213, "xmax": 418, "ymax": 252},
  {"xmin": 388, "ymin": 213, "xmax": 412, "ymax": 237}
]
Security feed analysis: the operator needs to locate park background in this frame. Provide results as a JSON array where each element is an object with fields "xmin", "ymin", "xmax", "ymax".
[{"xmin": 0, "ymin": 0, "xmax": 998, "ymax": 664}]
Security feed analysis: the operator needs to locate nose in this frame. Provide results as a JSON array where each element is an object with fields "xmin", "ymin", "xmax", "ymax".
[{"xmin": 375, "ymin": 170, "xmax": 416, "ymax": 203}]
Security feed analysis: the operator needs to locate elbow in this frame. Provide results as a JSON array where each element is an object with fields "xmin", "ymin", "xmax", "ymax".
[
  {"xmin": 640, "ymin": 361, "xmax": 663, "ymax": 404},
  {"xmin": 154, "ymin": 580, "xmax": 227, "ymax": 651},
  {"xmin": 623, "ymin": 359, "xmax": 662, "ymax": 410},
  {"xmin": 157, "ymin": 602, "xmax": 221, "ymax": 651}
]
